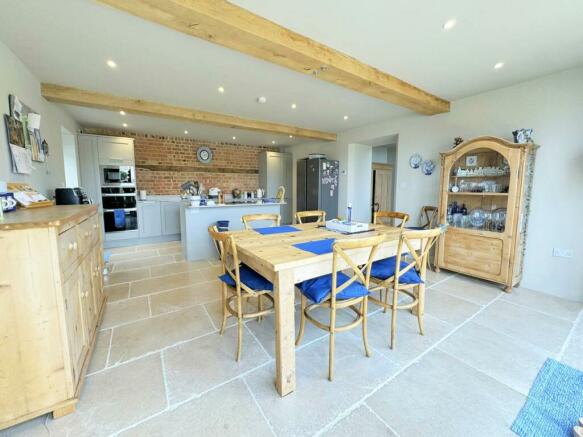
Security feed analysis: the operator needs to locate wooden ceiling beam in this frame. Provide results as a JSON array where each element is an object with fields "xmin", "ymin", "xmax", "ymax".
[
  {"xmin": 96, "ymin": 0, "xmax": 450, "ymax": 115},
  {"xmin": 41, "ymin": 83, "xmax": 336, "ymax": 141}
]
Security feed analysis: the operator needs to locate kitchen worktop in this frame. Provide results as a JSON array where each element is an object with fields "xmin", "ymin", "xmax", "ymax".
[
  {"xmin": 0, "ymin": 204, "xmax": 98, "ymax": 232},
  {"xmin": 185, "ymin": 201, "xmax": 285, "ymax": 209}
]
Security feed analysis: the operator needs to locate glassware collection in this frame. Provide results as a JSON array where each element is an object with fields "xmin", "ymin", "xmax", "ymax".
[
  {"xmin": 449, "ymin": 179, "xmax": 509, "ymax": 193},
  {"xmin": 447, "ymin": 201, "xmax": 506, "ymax": 232}
]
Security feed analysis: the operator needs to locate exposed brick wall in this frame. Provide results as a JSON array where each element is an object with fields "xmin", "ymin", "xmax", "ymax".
[{"xmin": 82, "ymin": 128, "xmax": 275, "ymax": 195}]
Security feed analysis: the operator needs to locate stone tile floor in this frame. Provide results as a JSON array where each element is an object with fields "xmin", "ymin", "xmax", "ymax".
[{"xmin": 2, "ymin": 240, "xmax": 582, "ymax": 437}]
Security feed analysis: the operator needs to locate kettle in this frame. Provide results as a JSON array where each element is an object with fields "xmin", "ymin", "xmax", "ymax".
[{"xmin": 256, "ymin": 188, "xmax": 265, "ymax": 198}]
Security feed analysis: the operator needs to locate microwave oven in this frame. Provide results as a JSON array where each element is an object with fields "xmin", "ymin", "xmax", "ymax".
[{"xmin": 101, "ymin": 165, "xmax": 135, "ymax": 185}]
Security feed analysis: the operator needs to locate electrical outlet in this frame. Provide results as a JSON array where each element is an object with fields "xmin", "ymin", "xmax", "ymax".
[{"xmin": 552, "ymin": 248, "xmax": 574, "ymax": 258}]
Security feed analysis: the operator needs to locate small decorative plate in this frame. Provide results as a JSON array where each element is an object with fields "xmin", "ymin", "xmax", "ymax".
[
  {"xmin": 409, "ymin": 153, "xmax": 422, "ymax": 169},
  {"xmin": 421, "ymin": 159, "xmax": 436, "ymax": 175},
  {"xmin": 197, "ymin": 146, "xmax": 213, "ymax": 164},
  {"xmin": 469, "ymin": 208, "xmax": 486, "ymax": 227}
]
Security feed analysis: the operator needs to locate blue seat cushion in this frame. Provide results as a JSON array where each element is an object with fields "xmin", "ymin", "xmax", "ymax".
[
  {"xmin": 297, "ymin": 272, "xmax": 369, "ymax": 304},
  {"xmin": 405, "ymin": 226, "xmax": 425, "ymax": 230},
  {"xmin": 370, "ymin": 256, "xmax": 423, "ymax": 284},
  {"xmin": 218, "ymin": 264, "xmax": 273, "ymax": 291}
]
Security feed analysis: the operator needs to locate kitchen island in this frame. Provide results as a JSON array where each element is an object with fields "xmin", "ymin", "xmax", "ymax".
[{"xmin": 180, "ymin": 201, "xmax": 284, "ymax": 261}]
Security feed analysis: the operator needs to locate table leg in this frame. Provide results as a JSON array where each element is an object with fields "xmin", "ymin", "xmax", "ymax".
[{"xmin": 274, "ymin": 269, "xmax": 296, "ymax": 396}]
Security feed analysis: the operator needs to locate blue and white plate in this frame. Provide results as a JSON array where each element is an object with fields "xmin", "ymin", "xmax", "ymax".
[
  {"xmin": 409, "ymin": 153, "xmax": 422, "ymax": 169},
  {"xmin": 421, "ymin": 159, "xmax": 436, "ymax": 175}
]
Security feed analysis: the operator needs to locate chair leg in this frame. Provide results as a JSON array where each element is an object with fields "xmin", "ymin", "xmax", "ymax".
[
  {"xmin": 328, "ymin": 307, "xmax": 336, "ymax": 381},
  {"xmin": 295, "ymin": 294, "xmax": 307, "ymax": 346},
  {"xmin": 362, "ymin": 297, "xmax": 371, "ymax": 357},
  {"xmin": 236, "ymin": 296, "xmax": 243, "ymax": 362},
  {"xmin": 257, "ymin": 295, "xmax": 263, "ymax": 323},
  {"xmin": 383, "ymin": 287, "xmax": 388, "ymax": 313},
  {"xmin": 417, "ymin": 285, "xmax": 425, "ymax": 336},
  {"xmin": 390, "ymin": 286, "xmax": 399, "ymax": 350},
  {"xmin": 220, "ymin": 283, "xmax": 228, "ymax": 335}
]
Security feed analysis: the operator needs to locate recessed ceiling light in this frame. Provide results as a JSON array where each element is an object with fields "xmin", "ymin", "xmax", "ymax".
[
  {"xmin": 442, "ymin": 18, "xmax": 457, "ymax": 31},
  {"xmin": 106, "ymin": 59, "xmax": 117, "ymax": 69},
  {"xmin": 291, "ymin": 103, "xmax": 297, "ymax": 109},
  {"xmin": 494, "ymin": 62, "xmax": 505, "ymax": 70},
  {"xmin": 289, "ymin": 135, "xmax": 293, "ymax": 138},
  {"xmin": 218, "ymin": 86, "xmax": 225, "ymax": 93},
  {"xmin": 232, "ymin": 136, "xmax": 236, "ymax": 140},
  {"xmin": 119, "ymin": 110, "xmax": 126, "ymax": 115},
  {"xmin": 271, "ymin": 140, "xmax": 276, "ymax": 144},
  {"xmin": 256, "ymin": 96, "xmax": 267, "ymax": 104},
  {"xmin": 122, "ymin": 123, "xmax": 128, "ymax": 128},
  {"xmin": 184, "ymin": 130, "xmax": 189, "ymax": 134},
  {"xmin": 343, "ymin": 115, "xmax": 349, "ymax": 120}
]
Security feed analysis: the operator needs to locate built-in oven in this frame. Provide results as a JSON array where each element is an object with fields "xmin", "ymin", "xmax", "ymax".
[
  {"xmin": 103, "ymin": 209, "xmax": 138, "ymax": 233},
  {"xmin": 101, "ymin": 187, "xmax": 137, "ymax": 210},
  {"xmin": 100, "ymin": 165, "xmax": 135, "ymax": 186}
]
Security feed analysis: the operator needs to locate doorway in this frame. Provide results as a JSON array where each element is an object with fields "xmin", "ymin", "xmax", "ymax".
[
  {"xmin": 371, "ymin": 144, "xmax": 397, "ymax": 222},
  {"xmin": 371, "ymin": 163, "xmax": 393, "ymax": 220}
]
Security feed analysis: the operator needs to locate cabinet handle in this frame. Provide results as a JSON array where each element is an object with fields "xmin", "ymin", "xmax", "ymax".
[
  {"xmin": 93, "ymin": 224, "xmax": 98, "ymax": 229},
  {"xmin": 85, "ymin": 231, "xmax": 91, "ymax": 238},
  {"xmin": 68, "ymin": 242, "xmax": 77, "ymax": 251}
]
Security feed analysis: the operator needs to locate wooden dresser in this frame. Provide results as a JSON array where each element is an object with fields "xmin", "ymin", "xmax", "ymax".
[{"xmin": 0, "ymin": 205, "xmax": 105, "ymax": 429}]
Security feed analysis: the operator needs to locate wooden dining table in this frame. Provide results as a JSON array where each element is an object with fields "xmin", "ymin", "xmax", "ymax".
[{"xmin": 230, "ymin": 222, "xmax": 420, "ymax": 396}]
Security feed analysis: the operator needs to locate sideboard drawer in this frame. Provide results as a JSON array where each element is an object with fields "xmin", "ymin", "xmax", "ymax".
[
  {"xmin": 78, "ymin": 215, "xmax": 98, "ymax": 256},
  {"xmin": 58, "ymin": 226, "xmax": 80, "ymax": 271}
]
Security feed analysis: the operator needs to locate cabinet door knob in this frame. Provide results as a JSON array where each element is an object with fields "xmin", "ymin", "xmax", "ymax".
[
  {"xmin": 85, "ymin": 231, "xmax": 90, "ymax": 238},
  {"xmin": 68, "ymin": 242, "xmax": 75, "ymax": 251},
  {"xmin": 93, "ymin": 224, "xmax": 98, "ymax": 229}
]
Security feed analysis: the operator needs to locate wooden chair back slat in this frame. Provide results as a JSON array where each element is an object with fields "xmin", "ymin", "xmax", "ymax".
[
  {"xmin": 419, "ymin": 206, "xmax": 438, "ymax": 229},
  {"xmin": 374, "ymin": 211, "xmax": 409, "ymax": 229},
  {"xmin": 295, "ymin": 210, "xmax": 326, "ymax": 224},
  {"xmin": 329, "ymin": 234, "xmax": 388, "ymax": 303},
  {"xmin": 393, "ymin": 226, "xmax": 446, "ymax": 284},
  {"xmin": 241, "ymin": 214, "xmax": 281, "ymax": 230}
]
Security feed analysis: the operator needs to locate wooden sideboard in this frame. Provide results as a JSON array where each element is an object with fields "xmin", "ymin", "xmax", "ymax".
[{"xmin": 0, "ymin": 205, "xmax": 105, "ymax": 430}]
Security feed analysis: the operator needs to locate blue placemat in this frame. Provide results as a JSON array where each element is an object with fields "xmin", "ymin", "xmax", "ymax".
[
  {"xmin": 254, "ymin": 225, "xmax": 301, "ymax": 235},
  {"xmin": 293, "ymin": 238, "xmax": 336, "ymax": 255},
  {"xmin": 512, "ymin": 359, "xmax": 583, "ymax": 437}
]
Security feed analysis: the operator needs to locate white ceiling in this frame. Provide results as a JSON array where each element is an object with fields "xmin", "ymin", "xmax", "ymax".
[{"xmin": 1, "ymin": 0, "xmax": 582, "ymax": 145}]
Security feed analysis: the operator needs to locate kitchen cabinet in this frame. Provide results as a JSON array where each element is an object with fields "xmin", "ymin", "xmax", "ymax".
[
  {"xmin": 161, "ymin": 201, "xmax": 181, "ymax": 235},
  {"xmin": 138, "ymin": 201, "xmax": 163, "ymax": 238},
  {"xmin": 0, "ymin": 206, "xmax": 105, "ymax": 429},
  {"xmin": 97, "ymin": 136, "xmax": 134, "ymax": 166}
]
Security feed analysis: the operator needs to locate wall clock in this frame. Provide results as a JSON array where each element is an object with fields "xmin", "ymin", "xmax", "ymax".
[{"xmin": 197, "ymin": 146, "xmax": 213, "ymax": 164}]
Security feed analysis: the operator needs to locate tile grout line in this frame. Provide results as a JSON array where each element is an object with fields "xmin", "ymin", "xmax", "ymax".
[
  {"xmin": 242, "ymin": 376, "xmax": 277, "ymax": 437},
  {"xmin": 104, "ymin": 328, "xmax": 114, "ymax": 369},
  {"xmin": 160, "ymin": 351, "xmax": 171, "ymax": 408},
  {"xmin": 557, "ymin": 305, "xmax": 583, "ymax": 360},
  {"xmin": 313, "ymin": 292, "xmax": 504, "ymax": 437},
  {"xmin": 201, "ymin": 303, "xmax": 218, "ymax": 331},
  {"xmin": 147, "ymin": 296, "xmax": 153, "ymax": 317},
  {"xmin": 244, "ymin": 323, "xmax": 272, "ymax": 360},
  {"xmin": 363, "ymin": 401, "xmax": 402, "ymax": 437},
  {"xmin": 108, "ymin": 278, "xmax": 221, "ymax": 304}
]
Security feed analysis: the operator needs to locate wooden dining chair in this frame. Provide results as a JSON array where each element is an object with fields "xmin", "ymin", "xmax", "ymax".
[
  {"xmin": 295, "ymin": 233, "xmax": 387, "ymax": 381},
  {"xmin": 208, "ymin": 226, "xmax": 275, "ymax": 361},
  {"xmin": 241, "ymin": 213, "xmax": 281, "ymax": 230},
  {"xmin": 295, "ymin": 210, "xmax": 326, "ymax": 224},
  {"xmin": 368, "ymin": 226, "xmax": 446, "ymax": 349},
  {"xmin": 373, "ymin": 211, "xmax": 410, "ymax": 229},
  {"xmin": 407, "ymin": 206, "xmax": 438, "ymax": 230}
]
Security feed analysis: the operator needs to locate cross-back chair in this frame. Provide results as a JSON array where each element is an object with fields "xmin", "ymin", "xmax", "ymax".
[
  {"xmin": 368, "ymin": 226, "xmax": 447, "ymax": 349},
  {"xmin": 208, "ymin": 226, "xmax": 275, "ymax": 361},
  {"xmin": 295, "ymin": 210, "xmax": 326, "ymax": 224},
  {"xmin": 373, "ymin": 211, "xmax": 410, "ymax": 229},
  {"xmin": 241, "ymin": 213, "xmax": 281, "ymax": 230},
  {"xmin": 407, "ymin": 206, "xmax": 439, "ymax": 230},
  {"xmin": 296, "ymin": 233, "xmax": 388, "ymax": 381}
]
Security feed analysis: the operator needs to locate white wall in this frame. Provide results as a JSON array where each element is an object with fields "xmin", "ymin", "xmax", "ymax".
[
  {"xmin": 292, "ymin": 66, "xmax": 583, "ymax": 301},
  {"xmin": 346, "ymin": 143, "xmax": 372, "ymax": 222},
  {"xmin": 0, "ymin": 41, "xmax": 79, "ymax": 196}
]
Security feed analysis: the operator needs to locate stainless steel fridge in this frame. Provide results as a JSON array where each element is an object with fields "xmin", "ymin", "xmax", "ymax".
[{"xmin": 296, "ymin": 158, "xmax": 339, "ymax": 220}]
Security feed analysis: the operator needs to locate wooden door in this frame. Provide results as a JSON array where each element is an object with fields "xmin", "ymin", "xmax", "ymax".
[
  {"xmin": 372, "ymin": 164, "xmax": 393, "ymax": 220},
  {"xmin": 80, "ymin": 257, "xmax": 96, "ymax": 339}
]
